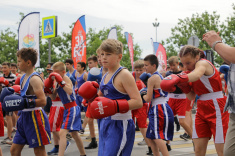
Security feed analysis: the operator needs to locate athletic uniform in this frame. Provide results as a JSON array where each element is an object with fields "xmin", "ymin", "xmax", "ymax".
[
  {"xmin": 166, "ymin": 71, "xmax": 187, "ymax": 118},
  {"xmin": 132, "ymin": 73, "xmax": 148, "ymax": 129},
  {"xmin": 49, "ymin": 97, "xmax": 64, "ymax": 132},
  {"xmin": 66, "ymin": 70, "xmax": 76, "ymax": 87},
  {"xmin": 76, "ymin": 72, "xmax": 86, "ymax": 111},
  {"xmin": 146, "ymin": 71, "xmax": 174, "ymax": 141},
  {"xmin": 192, "ymin": 59, "xmax": 229, "ymax": 143},
  {"xmin": 56, "ymin": 84, "xmax": 82, "ymax": 131},
  {"xmin": 98, "ymin": 67, "xmax": 135, "ymax": 156},
  {"xmin": 13, "ymin": 72, "xmax": 51, "ymax": 148}
]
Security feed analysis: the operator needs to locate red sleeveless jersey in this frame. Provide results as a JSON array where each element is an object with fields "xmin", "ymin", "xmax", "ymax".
[{"xmin": 192, "ymin": 59, "xmax": 222, "ymax": 96}]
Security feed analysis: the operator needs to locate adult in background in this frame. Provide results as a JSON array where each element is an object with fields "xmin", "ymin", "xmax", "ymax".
[{"xmin": 203, "ymin": 30, "xmax": 235, "ymax": 156}]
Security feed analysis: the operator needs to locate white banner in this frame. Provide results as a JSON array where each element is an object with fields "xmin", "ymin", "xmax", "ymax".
[
  {"xmin": 107, "ymin": 27, "xmax": 117, "ymax": 40},
  {"xmin": 18, "ymin": 12, "xmax": 40, "ymax": 67}
]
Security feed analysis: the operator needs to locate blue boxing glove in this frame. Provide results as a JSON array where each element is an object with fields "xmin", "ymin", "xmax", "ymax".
[
  {"xmin": 140, "ymin": 72, "xmax": 151, "ymax": 86},
  {"xmin": 0, "ymin": 87, "xmax": 15, "ymax": 103},
  {"xmin": 140, "ymin": 87, "xmax": 147, "ymax": 103},
  {"xmin": 219, "ymin": 65, "xmax": 230, "ymax": 83},
  {"xmin": 88, "ymin": 67, "xmax": 102, "ymax": 84},
  {"xmin": 70, "ymin": 76, "xmax": 76, "ymax": 86},
  {"xmin": 2, "ymin": 94, "xmax": 36, "ymax": 112}
]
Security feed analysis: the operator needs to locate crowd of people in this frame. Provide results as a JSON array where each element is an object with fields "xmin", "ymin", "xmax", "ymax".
[{"xmin": 0, "ymin": 30, "xmax": 234, "ymax": 156}]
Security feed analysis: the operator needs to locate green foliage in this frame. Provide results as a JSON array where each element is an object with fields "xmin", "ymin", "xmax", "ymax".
[
  {"xmin": 0, "ymin": 28, "xmax": 18, "ymax": 64},
  {"xmin": 86, "ymin": 25, "xmax": 142, "ymax": 71},
  {"xmin": 163, "ymin": 11, "xmax": 224, "ymax": 66}
]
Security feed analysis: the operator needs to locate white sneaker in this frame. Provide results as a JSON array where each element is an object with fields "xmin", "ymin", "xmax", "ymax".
[{"xmin": 137, "ymin": 139, "xmax": 147, "ymax": 146}]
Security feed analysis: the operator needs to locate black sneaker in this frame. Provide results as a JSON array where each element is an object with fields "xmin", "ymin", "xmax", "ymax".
[
  {"xmin": 166, "ymin": 143, "xmax": 171, "ymax": 151},
  {"xmin": 79, "ymin": 129, "xmax": 85, "ymax": 134},
  {"xmin": 85, "ymin": 141, "xmax": 97, "ymax": 149},
  {"xmin": 146, "ymin": 151, "xmax": 153, "ymax": 155},
  {"xmin": 66, "ymin": 133, "xmax": 72, "ymax": 140},
  {"xmin": 180, "ymin": 133, "xmax": 189, "ymax": 141}
]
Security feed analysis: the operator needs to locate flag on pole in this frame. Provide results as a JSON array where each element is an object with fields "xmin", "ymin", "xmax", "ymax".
[
  {"xmin": 150, "ymin": 38, "xmax": 155, "ymax": 54},
  {"xmin": 125, "ymin": 32, "xmax": 134, "ymax": 71},
  {"xmin": 153, "ymin": 42, "xmax": 167, "ymax": 71},
  {"xmin": 71, "ymin": 15, "xmax": 87, "ymax": 67},
  {"xmin": 18, "ymin": 12, "xmax": 40, "ymax": 67},
  {"xmin": 107, "ymin": 27, "xmax": 117, "ymax": 40}
]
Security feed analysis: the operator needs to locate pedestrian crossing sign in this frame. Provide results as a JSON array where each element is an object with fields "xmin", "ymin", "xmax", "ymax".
[{"xmin": 42, "ymin": 16, "xmax": 57, "ymax": 39}]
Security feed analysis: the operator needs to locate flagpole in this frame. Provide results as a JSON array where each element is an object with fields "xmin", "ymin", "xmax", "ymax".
[{"xmin": 49, "ymin": 38, "xmax": 51, "ymax": 62}]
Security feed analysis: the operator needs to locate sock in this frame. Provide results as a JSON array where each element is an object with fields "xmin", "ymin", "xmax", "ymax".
[
  {"xmin": 55, "ymin": 145, "xmax": 59, "ymax": 149},
  {"xmin": 148, "ymin": 146, "xmax": 152, "ymax": 153},
  {"xmin": 91, "ymin": 137, "xmax": 96, "ymax": 143}
]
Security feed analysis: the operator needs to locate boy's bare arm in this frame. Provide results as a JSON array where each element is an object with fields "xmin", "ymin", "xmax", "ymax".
[
  {"xmin": 62, "ymin": 76, "xmax": 73, "ymax": 95},
  {"xmin": 121, "ymin": 70, "xmax": 142, "ymax": 110},
  {"xmin": 30, "ymin": 76, "xmax": 46, "ymax": 107},
  {"xmin": 50, "ymin": 86, "xmax": 58, "ymax": 100},
  {"xmin": 83, "ymin": 73, "xmax": 88, "ymax": 81},
  {"xmin": 144, "ymin": 75, "xmax": 161, "ymax": 103}
]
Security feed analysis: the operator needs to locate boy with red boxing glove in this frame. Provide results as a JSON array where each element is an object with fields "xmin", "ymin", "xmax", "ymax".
[
  {"xmin": 45, "ymin": 62, "xmax": 86, "ymax": 156},
  {"xmin": 78, "ymin": 39, "xmax": 142, "ymax": 156}
]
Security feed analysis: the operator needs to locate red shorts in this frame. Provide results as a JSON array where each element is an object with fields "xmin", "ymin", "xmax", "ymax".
[
  {"xmin": 86, "ymin": 105, "xmax": 92, "ymax": 118},
  {"xmin": 0, "ymin": 103, "xmax": 4, "ymax": 137},
  {"xmin": 132, "ymin": 103, "xmax": 148, "ymax": 128},
  {"xmin": 49, "ymin": 104, "xmax": 64, "ymax": 132},
  {"xmin": 192, "ymin": 96, "xmax": 229, "ymax": 143},
  {"xmin": 168, "ymin": 94, "xmax": 187, "ymax": 118},
  {"xmin": 186, "ymin": 98, "xmax": 194, "ymax": 112}
]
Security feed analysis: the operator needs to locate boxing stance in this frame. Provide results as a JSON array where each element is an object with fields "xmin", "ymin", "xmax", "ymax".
[
  {"xmin": 45, "ymin": 62, "xmax": 86, "ymax": 156},
  {"xmin": 161, "ymin": 45, "xmax": 229, "ymax": 156}
]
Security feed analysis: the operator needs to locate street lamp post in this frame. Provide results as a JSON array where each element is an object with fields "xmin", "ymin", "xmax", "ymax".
[{"xmin": 152, "ymin": 18, "xmax": 160, "ymax": 42}]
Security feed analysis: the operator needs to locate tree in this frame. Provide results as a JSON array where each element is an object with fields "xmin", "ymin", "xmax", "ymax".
[
  {"xmin": 86, "ymin": 25, "xmax": 142, "ymax": 71},
  {"xmin": 220, "ymin": 4, "xmax": 235, "ymax": 50},
  {"xmin": 0, "ymin": 28, "xmax": 18, "ymax": 64},
  {"xmin": 163, "ymin": 11, "xmax": 224, "ymax": 66}
]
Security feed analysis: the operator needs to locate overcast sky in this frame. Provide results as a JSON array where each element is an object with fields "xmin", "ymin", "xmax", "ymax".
[{"xmin": 0, "ymin": 0, "xmax": 234, "ymax": 57}]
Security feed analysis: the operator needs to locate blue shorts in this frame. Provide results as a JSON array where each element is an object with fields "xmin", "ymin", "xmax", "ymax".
[
  {"xmin": 61, "ymin": 106, "xmax": 82, "ymax": 131},
  {"xmin": 13, "ymin": 109, "xmax": 51, "ymax": 148},
  {"xmin": 146, "ymin": 103, "xmax": 174, "ymax": 141},
  {"xmin": 98, "ymin": 117, "xmax": 135, "ymax": 156}
]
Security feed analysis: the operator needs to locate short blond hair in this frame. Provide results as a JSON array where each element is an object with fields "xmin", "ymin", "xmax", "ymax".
[
  {"xmin": 134, "ymin": 60, "xmax": 144, "ymax": 69},
  {"xmin": 168, "ymin": 56, "xmax": 179, "ymax": 65},
  {"xmin": 100, "ymin": 39, "xmax": 123, "ymax": 54},
  {"xmin": 52, "ymin": 62, "xmax": 66, "ymax": 71}
]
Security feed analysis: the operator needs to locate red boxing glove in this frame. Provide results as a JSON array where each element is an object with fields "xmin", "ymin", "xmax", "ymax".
[
  {"xmin": 177, "ymin": 72, "xmax": 192, "ymax": 94},
  {"xmin": 160, "ymin": 73, "xmax": 189, "ymax": 93},
  {"xmin": 44, "ymin": 78, "xmax": 54, "ymax": 94},
  {"xmin": 0, "ymin": 77, "xmax": 9, "ymax": 87},
  {"xmin": 15, "ymin": 77, "xmax": 21, "ymax": 85},
  {"xmin": 90, "ymin": 97, "xmax": 129, "ymax": 119},
  {"xmin": 81, "ymin": 99, "xmax": 88, "ymax": 107},
  {"xmin": 78, "ymin": 81, "xmax": 99, "ymax": 102},
  {"xmin": 49, "ymin": 72, "xmax": 65, "ymax": 87},
  {"xmin": 11, "ymin": 85, "xmax": 21, "ymax": 94}
]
